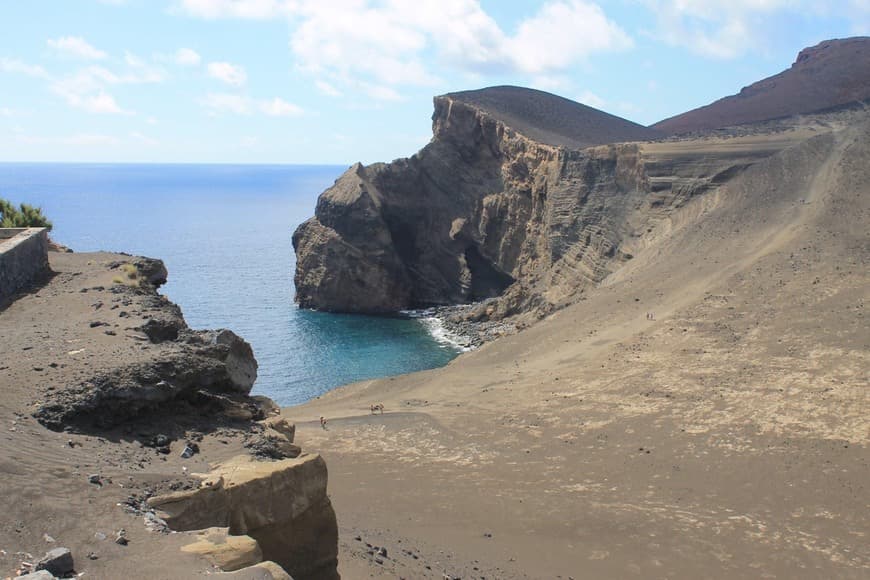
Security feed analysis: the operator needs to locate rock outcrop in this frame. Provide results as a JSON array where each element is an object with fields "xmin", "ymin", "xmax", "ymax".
[
  {"xmin": 33, "ymin": 259, "xmax": 260, "ymax": 431},
  {"xmin": 151, "ymin": 452, "xmax": 338, "ymax": 580},
  {"xmin": 292, "ymin": 86, "xmax": 798, "ymax": 320}
]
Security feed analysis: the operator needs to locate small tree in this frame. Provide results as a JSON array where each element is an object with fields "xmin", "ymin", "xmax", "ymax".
[{"xmin": 0, "ymin": 198, "xmax": 52, "ymax": 229}]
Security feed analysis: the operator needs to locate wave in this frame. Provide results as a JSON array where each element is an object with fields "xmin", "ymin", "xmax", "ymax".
[{"xmin": 401, "ymin": 308, "xmax": 476, "ymax": 352}]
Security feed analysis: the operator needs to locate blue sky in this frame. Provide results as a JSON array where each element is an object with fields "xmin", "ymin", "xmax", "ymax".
[{"xmin": 0, "ymin": 0, "xmax": 867, "ymax": 164}]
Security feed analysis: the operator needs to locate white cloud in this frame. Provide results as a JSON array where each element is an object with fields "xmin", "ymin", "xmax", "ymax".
[
  {"xmin": 175, "ymin": 47, "xmax": 202, "ymax": 66},
  {"xmin": 181, "ymin": 1, "xmax": 633, "ymax": 95},
  {"xmin": 124, "ymin": 52, "xmax": 168, "ymax": 83},
  {"xmin": 0, "ymin": 107, "xmax": 15, "ymax": 117},
  {"xmin": 577, "ymin": 90, "xmax": 606, "ymax": 109},
  {"xmin": 639, "ymin": 0, "xmax": 863, "ymax": 59},
  {"xmin": 241, "ymin": 136, "xmax": 259, "ymax": 148},
  {"xmin": 20, "ymin": 133, "xmax": 122, "ymax": 146},
  {"xmin": 50, "ymin": 59, "xmax": 166, "ymax": 115},
  {"xmin": 47, "ymin": 36, "xmax": 108, "ymax": 60},
  {"xmin": 315, "ymin": 79, "xmax": 341, "ymax": 97},
  {"xmin": 202, "ymin": 92, "xmax": 252, "ymax": 115},
  {"xmin": 130, "ymin": 131, "xmax": 159, "ymax": 146},
  {"xmin": 531, "ymin": 75, "xmax": 571, "ymax": 91},
  {"xmin": 0, "ymin": 57, "xmax": 49, "ymax": 79},
  {"xmin": 505, "ymin": 1, "xmax": 632, "ymax": 74},
  {"xmin": 362, "ymin": 83, "xmax": 404, "ymax": 102},
  {"xmin": 60, "ymin": 91, "xmax": 128, "ymax": 114},
  {"xmin": 207, "ymin": 61, "xmax": 247, "ymax": 85},
  {"xmin": 260, "ymin": 97, "xmax": 303, "ymax": 116},
  {"xmin": 202, "ymin": 93, "xmax": 305, "ymax": 116},
  {"xmin": 176, "ymin": 0, "xmax": 292, "ymax": 19}
]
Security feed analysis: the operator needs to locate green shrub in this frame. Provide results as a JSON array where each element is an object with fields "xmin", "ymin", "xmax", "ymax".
[{"xmin": 0, "ymin": 198, "xmax": 53, "ymax": 229}]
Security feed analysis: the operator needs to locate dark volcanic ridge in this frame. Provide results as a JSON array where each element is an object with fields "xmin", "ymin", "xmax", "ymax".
[
  {"xmin": 653, "ymin": 36, "xmax": 870, "ymax": 134},
  {"xmin": 445, "ymin": 85, "xmax": 662, "ymax": 148}
]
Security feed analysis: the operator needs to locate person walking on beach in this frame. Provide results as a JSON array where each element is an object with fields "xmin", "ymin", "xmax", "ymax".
[{"xmin": 320, "ymin": 416, "xmax": 327, "ymax": 429}]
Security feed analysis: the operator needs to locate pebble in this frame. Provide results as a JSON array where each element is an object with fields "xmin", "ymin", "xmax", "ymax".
[{"xmin": 115, "ymin": 529, "xmax": 128, "ymax": 545}]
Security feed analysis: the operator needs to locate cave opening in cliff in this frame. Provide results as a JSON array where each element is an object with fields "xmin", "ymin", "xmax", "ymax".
[{"xmin": 464, "ymin": 245, "xmax": 514, "ymax": 300}]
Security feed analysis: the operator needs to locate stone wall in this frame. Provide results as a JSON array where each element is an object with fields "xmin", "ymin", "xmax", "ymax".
[{"xmin": 0, "ymin": 228, "xmax": 50, "ymax": 303}]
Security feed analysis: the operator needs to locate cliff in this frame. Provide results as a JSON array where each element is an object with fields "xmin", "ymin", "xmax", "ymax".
[
  {"xmin": 0, "ymin": 251, "xmax": 339, "ymax": 580},
  {"xmin": 293, "ymin": 87, "xmax": 800, "ymax": 321}
]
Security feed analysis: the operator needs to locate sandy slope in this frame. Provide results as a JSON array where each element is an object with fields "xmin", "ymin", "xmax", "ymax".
[{"xmin": 286, "ymin": 120, "xmax": 869, "ymax": 578}]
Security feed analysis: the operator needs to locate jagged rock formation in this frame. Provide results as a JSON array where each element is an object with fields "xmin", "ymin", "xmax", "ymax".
[
  {"xmin": 151, "ymin": 451, "xmax": 339, "ymax": 580},
  {"xmin": 293, "ymin": 86, "xmax": 813, "ymax": 320},
  {"xmin": 0, "ymin": 251, "xmax": 339, "ymax": 580},
  {"xmin": 292, "ymin": 88, "xmax": 653, "ymax": 315},
  {"xmin": 654, "ymin": 37, "xmax": 870, "ymax": 134},
  {"xmin": 293, "ymin": 40, "xmax": 870, "ymax": 320},
  {"xmin": 33, "ymin": 258, "xmax": 260, "ymax": 431}
]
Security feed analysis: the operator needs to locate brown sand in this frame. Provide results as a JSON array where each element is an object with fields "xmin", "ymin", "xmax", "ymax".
[
  {"xmin": 0, "ymin": 252, "xmax": 255, "ymax": 579},
  {"xmin": 0, "ymin": 121, "xmax": 867, "ymax": 579},
  {"xmin": 286, "ymin": 124, "xmax": 869, "ymax": 578}
]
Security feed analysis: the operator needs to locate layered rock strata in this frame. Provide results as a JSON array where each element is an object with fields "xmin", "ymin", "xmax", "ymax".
[
  {"xmin": 293, "ymin": 89, "xmax": 804, "ymax": 321},
  {"xmin": 152, "ymin": 451, "xmax": 339, "ymax": 580}
]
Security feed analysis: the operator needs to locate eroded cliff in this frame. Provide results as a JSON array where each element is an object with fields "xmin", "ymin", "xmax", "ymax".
[{"xmin": 293, "ymin": 87, "xmax": 807, "ymax": 322}]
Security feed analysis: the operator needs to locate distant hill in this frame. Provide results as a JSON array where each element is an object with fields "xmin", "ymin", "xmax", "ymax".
[
  {"xmin": 653, "ymin": 37, "xmax": 870, "ymax": 134},
  {"xmin": 445, "ymin": 85, "xmax": 661, "ymax": 148}
]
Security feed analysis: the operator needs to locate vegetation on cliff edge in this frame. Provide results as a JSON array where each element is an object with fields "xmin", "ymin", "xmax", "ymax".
[{"xmin": 0, "ymin": 197, "xmax": 53, "ymax": 229}]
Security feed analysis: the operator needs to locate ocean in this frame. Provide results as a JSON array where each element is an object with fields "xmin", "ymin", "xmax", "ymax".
[{"xmin": 0, "ymin": 163, "xmax": 462, "ymax": 405}]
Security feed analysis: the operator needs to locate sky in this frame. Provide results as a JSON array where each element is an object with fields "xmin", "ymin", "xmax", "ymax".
[{"xmin": 0, "ymin": 0, "xmax": 867, "ymax": 164}]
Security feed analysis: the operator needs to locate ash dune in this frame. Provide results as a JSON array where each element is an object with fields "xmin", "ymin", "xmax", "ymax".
[
  {"xmin": 290, "ymin": 40, "xmax": 870, "ymax": 578},
  {"xmin": 446, "ymin": 85, "xmax": 662, "ymax": 148},
  {"xmin": 654, "ymin": 37, "xmax": 870, "ymax": 134}
]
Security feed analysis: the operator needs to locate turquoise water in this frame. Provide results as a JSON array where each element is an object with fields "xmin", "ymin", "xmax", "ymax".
[{"xmin": 0, "ymin": 163, "xmax": 461, "ymax": 405}]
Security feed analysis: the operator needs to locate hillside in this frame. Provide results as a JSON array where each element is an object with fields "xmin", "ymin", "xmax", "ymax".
[
  {"xmin": 654, "ymin": 37, "xmax": 870, "ymax": 134},
  {"xmin": 290, "ymin": 38, "xmax": 870, "ymax": 578},
  {"xmin": 446, "ymin": 85, "xmax": 661, "ymax": 148},
  {"xmin": 292, "ymin": 108, "xmax": 870, "ymax": 580}
]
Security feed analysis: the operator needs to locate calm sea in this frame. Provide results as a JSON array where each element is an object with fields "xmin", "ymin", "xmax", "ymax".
[{"xmin": 0, "ymin": 163, "xmax": 461, "ymax": 405}]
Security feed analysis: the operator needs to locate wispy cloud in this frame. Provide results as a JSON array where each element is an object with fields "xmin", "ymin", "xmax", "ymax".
[
  {"xmin": 577, "ymin": 90, "xmax": 606, "ymax": 109},
  {"xmin": 315, "ymin": 79, "xmax": 341, "ymax": 97},
  {"xmin": 201, "ymin": 92, "xmax": 252, "ymax": 114},
  {"xmin": 47, "ymin": 36, "xmax": 108, "ymax": 60},
  {"xmin": 175, "ymin": 0, "xmax": 293, "ymax": 19},
  {"xmin": 201, "ymin": 92, "xmax": 304, "ymax": 116},
  {"xmin": 175, "ymin": 47, "xmax": 202, "ymax": 66},
  {"xmin": 0, "ymin": 57, "xmax": 49, "ymax": 79},
  {"xmin": 207, "ymin": 61, "xmax": 247, "ymax": 85},
  {"xmin": 181, "ymin": 1, "xmax": 633, "ymax": 99},
  {"xmin": 637, "ymin": 0, "xmax": 864, "ymax": 59},
  {"xmin": 54, "ymin": 90, "xmax": 129, "ymax": 114},
  {"xmin": 49, "ymin": 59, "xmax": 166, "ymax": 115},
  {"xmin": 19, "ymin": 133, "xmax": 122, "ymax": 146},
  {"xmin": 260, "ymin": 97, "xmax": 303, "ymax": 116},
  {"xmin": 130, "ymin": 131, "xmax": 160, "ymax": 146}
]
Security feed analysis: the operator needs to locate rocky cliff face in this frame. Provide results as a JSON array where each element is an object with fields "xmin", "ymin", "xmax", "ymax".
[{"xmin": 293, "ymin": 89, "xmax": 793, "ymax": 321}]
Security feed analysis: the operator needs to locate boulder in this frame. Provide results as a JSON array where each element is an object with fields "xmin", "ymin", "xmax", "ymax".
[
  {"xmin": 218, "ymin": 560, "xmax": 294, "ymax": 579},
  {"xmin": 182, "ymin": 527, "xmax": 263, "ymax": 572},
  {"xmin": 149, "ymin": 454, "xmax": 338, "ymax": 580},
  {"xmin": 35, "ymin": 547, "xmax": 73, "ymax": 576}
]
